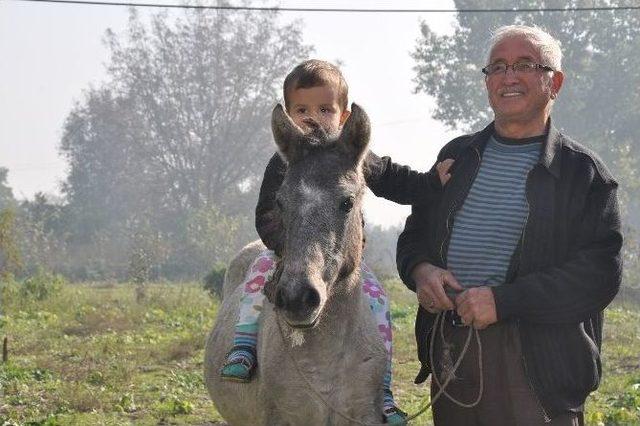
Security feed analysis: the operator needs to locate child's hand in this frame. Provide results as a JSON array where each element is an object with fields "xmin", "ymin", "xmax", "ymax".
[{"xmin": 436, "ymin": 158, "xmax": 454, "ymax": 185}]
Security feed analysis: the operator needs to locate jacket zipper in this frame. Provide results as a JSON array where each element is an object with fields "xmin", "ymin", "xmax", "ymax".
[
  {"xmin": 439, "ymin": 147, "xmax": 482, "ymax": 265},
  {"xmin": 517, "ymin": 165, "xmax": 552, "ymax": 423}
]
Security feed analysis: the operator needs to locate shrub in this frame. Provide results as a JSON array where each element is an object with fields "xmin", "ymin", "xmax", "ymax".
[
  {"xmin": 0, "ymin": 274, "xmax": 19, "ymax": 311},
  {"xmin": 20, "ymin": 268, "xmax": 65, "ymax": 301},
  {"xmin": 203, "ymin": 262, "xmax": 226, "ymax": 298}
]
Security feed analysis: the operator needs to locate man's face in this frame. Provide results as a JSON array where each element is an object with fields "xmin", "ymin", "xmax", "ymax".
[
  {"xmin": 485, "ymin": 36, "xmax": 563, "ymax": 125},
  {"xmin": 287, "ymin": 85, "xmax": 350, "ymax": 137}
]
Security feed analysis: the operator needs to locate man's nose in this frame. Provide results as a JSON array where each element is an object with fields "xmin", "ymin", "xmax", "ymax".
[{"xmin": 503, "ymin": 68, "xmax": 520, "ymax": 83}]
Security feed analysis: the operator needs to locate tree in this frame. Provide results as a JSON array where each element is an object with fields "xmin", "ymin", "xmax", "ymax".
[
  {"xmin": 412, "ymin": 0, "xmax": 640, "ymax": 225},
  {"xmin": 59, "ymin": 6, "xmax": 311, "ymax": 279},
  {"xmin": 0, "ymin": 168, "xmax": 16, "ymax": 211},
  {"xmin": 0, "ymin": 208, "xmax": 22, "ymax": 279},
  {"xmin": 62, "ymin": 6, "xmax": 311, "ymax": 217},
  {"xmin": 17, "ymin": 193, "xmax": 69, "ymax": 275}
]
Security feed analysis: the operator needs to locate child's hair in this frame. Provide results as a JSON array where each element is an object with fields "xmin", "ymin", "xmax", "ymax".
[{"xmin": 283, "ymin": 59, "xmax": 349, "ymax": 111}]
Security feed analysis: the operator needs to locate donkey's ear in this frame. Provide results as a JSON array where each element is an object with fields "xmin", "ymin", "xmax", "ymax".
[
  {"xmin": 271, "ymin": 104, "xmax": 304, "ymax": 162},
  {"xmin": 337, "ymin": 103, "xmax": 370, "ymax": 162}
]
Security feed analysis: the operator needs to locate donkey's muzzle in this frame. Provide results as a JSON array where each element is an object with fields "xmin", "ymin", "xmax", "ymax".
[{"xmin": 274, "ymin": 281, "xmax": 321, "ymax": 326}]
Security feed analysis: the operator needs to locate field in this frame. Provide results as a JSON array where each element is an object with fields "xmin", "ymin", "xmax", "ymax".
[{"xmin": 1, "ymin": 277, "xmax": 639, "ymax": 425}]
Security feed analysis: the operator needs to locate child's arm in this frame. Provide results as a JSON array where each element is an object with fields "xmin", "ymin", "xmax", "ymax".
[
  {"xmin": 363, "ymin": 151, "xmax": 453, "ymax": 205},
  {"xmin": 255, "ymin": 153, "xmax": 286, "ymax": 256}
]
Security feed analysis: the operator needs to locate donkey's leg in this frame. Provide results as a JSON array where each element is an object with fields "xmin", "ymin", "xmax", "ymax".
[
  {"xmin": 361, "ymin": 261, "xmax": 407, "ymax": 424},
  {"xmin": 221, "ymin": 250, "xmax": 278, "ymax": 382}
]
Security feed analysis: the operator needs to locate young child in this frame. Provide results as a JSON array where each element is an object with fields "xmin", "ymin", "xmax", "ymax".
[{"xmin": 221, "ymin": 60, "xmax": 453, "ymax": 425}]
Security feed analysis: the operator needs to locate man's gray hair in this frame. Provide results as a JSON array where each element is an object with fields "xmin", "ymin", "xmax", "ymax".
[{"xmin": 486, "ymin": 25, "xmax": 562, "ymax": 71}]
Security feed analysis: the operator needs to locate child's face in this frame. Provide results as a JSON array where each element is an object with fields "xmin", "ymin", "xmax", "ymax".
[{"xmin": 287, "ymin": 85, "xmax": 350, "ymax": 136}]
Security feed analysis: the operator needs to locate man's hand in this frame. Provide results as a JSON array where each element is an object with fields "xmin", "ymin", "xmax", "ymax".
[
  {"xmin": 455, "ymin": 287, "xmax": 498, "ymax": 329},
  {"xmin": 412, "ymin": 262, "xmax": 464, "ymax": 313},
  {"xmin": 436, "ymin": 158, "xmax": 454, "ymax": 186}
]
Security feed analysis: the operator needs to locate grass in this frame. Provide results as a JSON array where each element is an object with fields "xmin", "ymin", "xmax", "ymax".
[
  {"xmin": 1, "ymin": 277, "xmax": 638, "ymax": 425},
  {"xmin": 0, "ymin": 279, "xmax": 221, "ymax": 425}
]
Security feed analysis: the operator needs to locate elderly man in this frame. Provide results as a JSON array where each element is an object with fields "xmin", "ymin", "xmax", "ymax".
[{"xmin": 397, "ymin": 25, "xmax": 622, "ymax": 425}]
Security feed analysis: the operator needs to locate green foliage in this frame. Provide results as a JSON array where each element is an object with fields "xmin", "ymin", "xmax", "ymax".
[
  {"xmin": 20, "ymin": 269, "xmax": 65, "ymax": 301},
  {"xmin": 0, "ymin": 167, "xmax": 16, "ymax": 211},
  {"xmin": 587, "ymin": 383, "xmax": 640, "ymax": 425},
  {"xmin": 158, "ymin": 397, "xmax": 194, "ymax": 415},
  {"xmin": 115, "ymin": 392, "xmax": 136, "ymax": 413},
  {"xmin": 618, "ymin": 225, "xmax": 640, "ymax": 303},
  {"xmin": 16, "ymin": 193, "xmax": 69, "ymax": 277},
  {"xmin": 607, "ymin": 383, "xmax": 640, "ymax": 420},
  {"xmin": 24, "ymin": 414, "xmax": 61, "ymax": 426},
  {"xmin": 203, "ymin": 261, "xmax": 227, "ymax": 298},
  {"xmin": 0, "ymin": 208, "xmax": 22, "ymax": 279},
  {"xmin": 1, "ymin": 280, "xmax": 219, "ymax": 424},
  {"xmin": 181, "ymin": 207, "xmax": 244, "ymax": 277},
  {"xmin": 127, "ymin": 226, "xmax": 167, "ymax": 284}
]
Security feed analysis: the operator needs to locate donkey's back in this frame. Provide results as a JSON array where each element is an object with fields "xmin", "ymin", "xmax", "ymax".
[
  {"xmin": 204, "ymin": 242, "xmax": 264, "ymax": 424},
  {"xmin": 221, "ymin": 240, "xmax": 265, "ymax": 299}
]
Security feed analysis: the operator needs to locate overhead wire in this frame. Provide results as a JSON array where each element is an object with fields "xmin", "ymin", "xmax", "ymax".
[{"xmin": 12, "ymin": 0, "xmax": 640, "ymax": 12}]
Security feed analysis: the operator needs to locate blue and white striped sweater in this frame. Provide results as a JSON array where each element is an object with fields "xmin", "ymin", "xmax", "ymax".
[{"xmin": 447, "ymin": 135, "xmax": 542, "ymax": 288}]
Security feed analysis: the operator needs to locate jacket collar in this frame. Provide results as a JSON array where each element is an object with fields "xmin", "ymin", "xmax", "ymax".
[{"xmin": 465, "ymin": 118, "xmax": 563, "ymax": 179}]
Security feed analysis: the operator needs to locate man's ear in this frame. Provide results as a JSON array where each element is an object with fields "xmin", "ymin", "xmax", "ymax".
[
  {"xmin": 551, "ymin": 70, "xmax": 565, "ymax": 99},
  {"xmin": 339, "ymin": 108, "xmax": 351, "ymax": 127}
]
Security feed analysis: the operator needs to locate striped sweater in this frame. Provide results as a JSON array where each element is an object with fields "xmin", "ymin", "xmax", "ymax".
[{"xmin": 447, "ymin": 134, "xmax": 543, "ymax": 288}]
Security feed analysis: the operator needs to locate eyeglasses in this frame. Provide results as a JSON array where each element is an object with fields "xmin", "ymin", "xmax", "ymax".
[{"xmin": 482, "ymin": 61, "xmax": 555, "ymax": 76}]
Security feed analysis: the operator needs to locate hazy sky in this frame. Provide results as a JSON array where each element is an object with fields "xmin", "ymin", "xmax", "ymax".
[{"xmin": 0, "ymin": 0, "xmax": 471, "ymax": 227}]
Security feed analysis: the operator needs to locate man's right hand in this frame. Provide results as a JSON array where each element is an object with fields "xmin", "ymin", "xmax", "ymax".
[{"xmin": 411, "ymin": 262, "xmax": 464, "ymax": 313}]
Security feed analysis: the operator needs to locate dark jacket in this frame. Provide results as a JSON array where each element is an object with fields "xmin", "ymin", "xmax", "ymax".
[
  {"xmin": 256, "ymin": 151, "xmax": 443, "ymax": 255},
  {"xmin": 396, "ymin": 121, "xmax": 622, "ymax": 419}
]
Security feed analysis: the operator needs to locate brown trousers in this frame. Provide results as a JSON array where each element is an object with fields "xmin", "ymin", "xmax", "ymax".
[{"xmin": 429, "ymin": 320, "xmax": 583, "ymax": 426}]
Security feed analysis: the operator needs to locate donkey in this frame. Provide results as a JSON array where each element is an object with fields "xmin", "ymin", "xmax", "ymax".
[{"xmin": 204, "ymin": 103, "xmax": 387, "ymax": 425}]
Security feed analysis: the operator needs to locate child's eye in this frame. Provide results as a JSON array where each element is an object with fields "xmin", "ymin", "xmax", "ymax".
[
  {"xmin": 320, "ymin": 107, "xmax": 333, "ymax": 114},
  {"xmin": 296, "ymin": 108, "xmax": 306, "ymax": 114}
]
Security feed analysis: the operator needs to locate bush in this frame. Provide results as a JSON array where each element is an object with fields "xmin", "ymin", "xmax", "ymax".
[
  {"xmin": 1, "ymin": 274, "xmax": 19, "ymax": 310},
  {"xmin": 20, "ymin": 268, "xmax": 65, "ymax": 301},
  {"xmin": 203, "ymin": 262, "xmax": 226, "ymax": 298}
]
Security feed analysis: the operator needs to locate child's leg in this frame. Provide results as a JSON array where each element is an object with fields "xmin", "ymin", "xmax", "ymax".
[
  {"xmin": 361, "ymin": 262, "xmax": 406, "ymax": 423},
  {"xmin": 221, "ymin": 250, "xmax": 277, "ymax": 382}
]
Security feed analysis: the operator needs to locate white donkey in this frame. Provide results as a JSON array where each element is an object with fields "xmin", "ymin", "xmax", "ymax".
[{"xmin": 204, "ymin": 104, "xmax": 387, "ymax": 425}]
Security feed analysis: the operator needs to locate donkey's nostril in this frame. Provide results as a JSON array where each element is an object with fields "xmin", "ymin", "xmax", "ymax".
[{"xmin": 302, "ymin": 287, "xmax": 320, "ymax": 309}]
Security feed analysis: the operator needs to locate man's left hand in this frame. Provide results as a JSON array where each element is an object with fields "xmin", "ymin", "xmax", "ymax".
[{"xmin": 455, "ymin": 287, "xmax": 498, "ymax": 330}]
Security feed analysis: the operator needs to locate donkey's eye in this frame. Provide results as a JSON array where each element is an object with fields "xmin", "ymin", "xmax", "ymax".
[{"xmin": 339, "ymin": 197, "xmax": 354, "ymax": 213}]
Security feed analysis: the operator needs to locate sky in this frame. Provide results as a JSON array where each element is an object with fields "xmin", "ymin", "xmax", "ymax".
[{"xmin": 0, "ymin": 0, "xmax": 467, "ymax": 228}]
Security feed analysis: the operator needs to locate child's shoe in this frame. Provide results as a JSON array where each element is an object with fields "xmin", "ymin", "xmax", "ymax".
[
  {"xmin": 383, "ymin": 405, "xmax": 408, "ymax": 425},
  {"xmin": 383, "ymin": 388, "xmax": 407, "ymax": 425},
  {"xmin": 220, "ymin": 346, "xmax": 257, "ymax": 382}
]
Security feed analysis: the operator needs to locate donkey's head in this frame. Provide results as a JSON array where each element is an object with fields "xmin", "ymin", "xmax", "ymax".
[{"xmin": 270, "ymin": 103, "xmax": 370, "ymax": 328}]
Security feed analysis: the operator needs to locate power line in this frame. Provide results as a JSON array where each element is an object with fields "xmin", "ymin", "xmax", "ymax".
[{"xmin": 13, "ymin": 0, "xmax": 640, "ymax": 13}]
